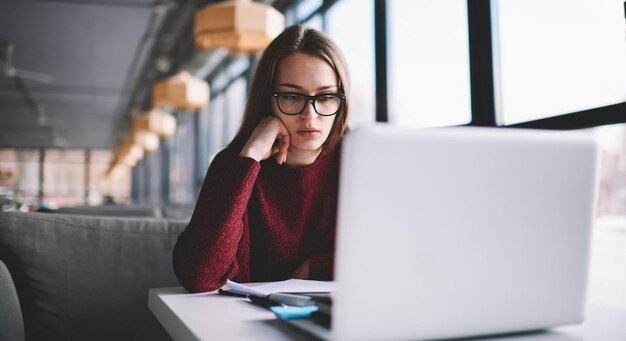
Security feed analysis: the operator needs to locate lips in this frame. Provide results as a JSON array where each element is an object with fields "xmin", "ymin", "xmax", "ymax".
[{"xmin": 297, "ymin": 128, "xmax": 321, "ymax": 137}]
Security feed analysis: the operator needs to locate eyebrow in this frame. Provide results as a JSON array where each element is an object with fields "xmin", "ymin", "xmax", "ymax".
[{"xmin": 277, "ymin": 83, "xmax": 338, "ymax": 91}]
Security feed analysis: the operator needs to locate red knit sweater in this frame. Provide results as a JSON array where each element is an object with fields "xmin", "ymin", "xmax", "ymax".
[{"xmin": 173, "ymin": 145, "xmax": 340, "ymax": 293}]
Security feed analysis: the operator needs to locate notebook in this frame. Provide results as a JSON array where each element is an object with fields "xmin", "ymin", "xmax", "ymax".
[{"xmin": 284, "ymin": 125, "xmax": 598, "ymax": 341}]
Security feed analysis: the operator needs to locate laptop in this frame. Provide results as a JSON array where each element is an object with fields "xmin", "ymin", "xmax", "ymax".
[{"xmin": 286, "ymin": 125, "xmax": 598, "ymax": 341}]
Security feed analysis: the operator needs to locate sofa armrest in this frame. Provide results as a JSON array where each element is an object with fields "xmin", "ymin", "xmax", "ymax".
[{"xmin": 0, "ymin": 258, "xmax": 24, "ymax": 341}]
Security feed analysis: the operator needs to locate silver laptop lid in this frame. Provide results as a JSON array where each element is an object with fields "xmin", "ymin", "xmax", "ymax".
[{"xmin": 333, "ymin": 125, "xmax": 598, "ymax": 341}]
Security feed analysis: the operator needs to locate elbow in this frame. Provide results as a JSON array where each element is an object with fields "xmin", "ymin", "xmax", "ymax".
[
  {"xmin": 172, "ymin": 232, "xmax": 240, "ymax": 293},
  {"xmin": 174, "ymin": 261, "xmax": 226, "ymax": 293},
  {"xmin": 172, "ymin": 246, "xmax": 233, "ymax": 293},
  {"xmin": 179, "ymin": 277, "xmax": 224, "ymax": 294}
]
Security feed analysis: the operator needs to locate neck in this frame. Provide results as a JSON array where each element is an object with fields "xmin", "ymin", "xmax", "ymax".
[{"xmin": 285, "ymin": 147, "xmax": 322, "ymax": 168}]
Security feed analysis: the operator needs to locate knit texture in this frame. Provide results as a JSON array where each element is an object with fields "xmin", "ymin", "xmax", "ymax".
[{"xmin": 173, "ymin": 145, "xmax": 340, "ymax": 293}]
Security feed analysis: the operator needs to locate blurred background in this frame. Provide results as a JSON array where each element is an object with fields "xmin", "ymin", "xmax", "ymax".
[{"xmin": 0, "ymin": 0, "xmax": 624, "ymax": 309}]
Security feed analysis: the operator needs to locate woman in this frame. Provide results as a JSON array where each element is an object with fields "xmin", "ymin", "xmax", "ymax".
[{"xmin": 173, "ymin": 25, "xmax": 351, "ymax": 293}]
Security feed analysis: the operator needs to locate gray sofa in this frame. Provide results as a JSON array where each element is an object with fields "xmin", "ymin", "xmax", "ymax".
[
  {"xmin": 52, "ymin": 204, "xmax": 194, "ymax": 220},
  {"xmin": 0, "ymin": 211, "xmax": 188, "ymax": 340}
]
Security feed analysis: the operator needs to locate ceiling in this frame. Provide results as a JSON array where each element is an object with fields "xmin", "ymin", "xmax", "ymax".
[{"xmin": 0, "ymin": 0, "xmax": 172, "ymax": 149}]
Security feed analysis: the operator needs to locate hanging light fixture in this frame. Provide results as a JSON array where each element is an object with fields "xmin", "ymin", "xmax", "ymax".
[
  {"xmin": 105, "ymin": 162, "xmax": 124, "ymax": 179},
  {"xmin": 119, "ymin": 136, "xmax": 144, "ymax": 167},
  {"xmin": 105, "ymin": 157, "xmax": 119, "ymax": 178},
  {"xmin": 194, "ymin": 0, "xmax": 285, "ymax": 53},
  {"xmin": 105, "ymin": 109, "xmax": 175, "ymax": 175},
  {"xmin": 131, "ymin": 125, "xmax": 160, "ymax": 152},
  {"xmin": 152, "ymin": 71, "xmax": 209, "ymax": 110},
  {"xmin": 134, "ymin": 108, "xmax": 177, "ymax": 138}
]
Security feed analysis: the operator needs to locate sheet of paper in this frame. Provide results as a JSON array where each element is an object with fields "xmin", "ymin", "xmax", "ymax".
[
  {"xmin": 225, "ymin": 279, "xmax": 335, "ymax": 297},
  {"xmin": 255, "ymin": 279, "xmax": 335, "ymax": 294},
  {"xmin": 225, "ymin": 279, "xmax": 267, "ymax": 297}
]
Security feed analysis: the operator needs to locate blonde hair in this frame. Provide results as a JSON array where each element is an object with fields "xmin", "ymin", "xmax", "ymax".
[{"xmin": 228, "ymin": 25, "xmax": 351, "ymax": 152}]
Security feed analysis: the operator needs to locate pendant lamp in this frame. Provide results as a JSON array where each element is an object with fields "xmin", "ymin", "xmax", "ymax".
[
  {"xmin": 194, "ymin": 0, "xmax": 285, "ymax": 53},
  {"xmin": 134, "ymin": 108, "xmax": 177, "ymax": 138},
  {"xmin": 120, "ymin": 137, "xmax": 144, "ymax": 167},
  {"xmin": 131, "ymin": 126, "xmax": 160, "ymax": 152},
  {"xmin": 152, "ymin": 71, "xmax": 209, "ymax": 110}
]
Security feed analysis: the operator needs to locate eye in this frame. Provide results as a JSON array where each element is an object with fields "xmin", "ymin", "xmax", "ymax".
[
  {"xmin": 316, "ymin": 95, "xmax": 335, "ymax": 102},
  {"xmin": 282, "ymin": 94, "xmax": 301, "ymax": 102}
]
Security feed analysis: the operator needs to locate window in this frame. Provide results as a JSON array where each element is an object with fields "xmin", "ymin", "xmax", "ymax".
[
  {"xmin": 197, "ymin": 105, "xmax": 211, "ymax": 180},
  {"xmin": 88, "ymin": 150, "xmax": 115, "ymax": 205},
  {"xmin": 493, "ymin": 0, "xmax": 626, "ymax": 124},
  {"xmin": 0, "ymin": 148, "xmax": 39, "ymax": 206},
  {"xmin": 208, "ymin": 93, "xmax": 226, "ymax": 163},
  {"xmin": 207, "ymin": 58, "xmax": 249, "ymax": 163},
  {"xmin": 387, "ymin": 0, "xmax": 472, "ymax": 128},
  {"xmin": 103, "ymin": 161, "xmax": 131, "ymax": 205},
  {"xmin": 326, "ymin": 0, "xmax": 376, "ymax": 127},
  {"xmin": 225, "ymin": 77, "xmax": 247, "ymax": 143},
  {"xmin": 587, "ymin": 124, "xmax": 626, "ymax": 311},
  {"xmin": 43, "ymin": 149, "xmax": 85, "ymax": 208},
  {"xmin": 303, "ymin": 13, "xmax": 323, "ymax": 30},
  {"xmin": 1, "ymin": 148, "xmax": 125, "ymax": 207},
  {"xmin": 295, "ymin": 0, "xmax": 323, "ymax": 21},
  {"xmin": 169, "ymin": 112, "xmax": 196, "ymax": 204}
]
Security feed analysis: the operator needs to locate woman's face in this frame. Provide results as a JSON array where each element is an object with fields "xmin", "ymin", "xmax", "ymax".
[{"xmin": 272, "ymin": 52, "xmax": 339, "ymax": 154}]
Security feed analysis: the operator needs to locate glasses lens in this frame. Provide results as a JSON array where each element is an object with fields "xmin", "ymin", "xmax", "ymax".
[
  {"xmin": 314, "ymin": 95, "xmax": 341, "ymax": 115},
  {"xmin": 278, "ymin": 94, "xmax": 306, "ymax": 114}
]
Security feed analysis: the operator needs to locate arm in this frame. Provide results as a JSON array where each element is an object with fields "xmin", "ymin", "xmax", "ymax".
[
  {"xmin": 173, "ymin": 117, "xmax": 290, "ymax": 293},
  {"xmin": 173, "ymin": 150, "xmax": 260, "ymax": 293},
  {"xmin": 290, "ymin": 253, "xmax": 334, "ymax": 280}
]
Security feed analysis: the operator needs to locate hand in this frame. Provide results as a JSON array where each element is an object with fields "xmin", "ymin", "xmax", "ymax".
[
  {"xmin": 290, "ymin": 260, "xmax": 310, "ymax": 279},
  {"xmin": 240, "ymin": 116, "xmax": 290, "ymax": 165}
]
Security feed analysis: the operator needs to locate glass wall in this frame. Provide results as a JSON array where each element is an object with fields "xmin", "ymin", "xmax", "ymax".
[
  {"xmin": 588, "ymin": 123, "xmax": 626, "ymax": 310},
  {"xmin": 225, "ymin": 77, "xmax": 247, "ymax": 143},
  {"xmin": 89, "ymin": 149, "xmax": 130, "ymax": 205},
  {"xmin": 0, "ymin": 148, "xmax": 127, "ymax": 209},
  {"xmin": 326, "ymin": 0, "xmax": 376, "ymax": 128},
  {"xmin": 387, "ymin": 0, "xmax": 472, "ymax": 127},
  {"xmin": 295, "ymin": 0, "xmax": 322, "ymax": 21},
  {"xmin": 169, "ymin": 111, "xmax": 196, "ymax": 205},
  {"xmin": 493, "ymin": 0, "xmax": 626, "ymax": 124},
  {"xmin": 43, "ymin": 149, "xmax": 85, "ymax": 208},
  {"xmin": 207, "ymin": 93, "xmax": 226, "ymax": 162},
  {"xmin": 0, "ymin": 149, "xmax": 39, "ymax": 208},
  {"xmin": 197, "ymin": 105, "xmax": 211, "ymax": 181}
]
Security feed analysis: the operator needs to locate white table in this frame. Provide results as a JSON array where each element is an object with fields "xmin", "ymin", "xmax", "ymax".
[{"xmin": 148, "ymin": 287, "xmax": 626, "ymax": 341}]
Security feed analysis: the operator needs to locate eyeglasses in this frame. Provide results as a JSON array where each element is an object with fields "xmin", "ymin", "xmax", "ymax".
[{"xmin": 272, "ymin": 92, "xmax": 346, "ymax": 116}]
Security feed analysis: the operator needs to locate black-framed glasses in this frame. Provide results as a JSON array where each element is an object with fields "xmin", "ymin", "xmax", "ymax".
[{"xmin": 272, "ymin": 92, "xmax": 346, "ymax": 116}]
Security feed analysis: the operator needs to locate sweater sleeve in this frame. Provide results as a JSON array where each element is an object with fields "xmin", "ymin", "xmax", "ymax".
[{"xmin": 172, "ymin": 149, "xmax": 261, "ymax": 293}]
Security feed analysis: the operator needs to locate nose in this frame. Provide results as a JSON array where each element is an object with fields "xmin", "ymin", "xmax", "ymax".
[{"xmin": 300, "ymin": 99, "xmax": 318, "ymax": 119}]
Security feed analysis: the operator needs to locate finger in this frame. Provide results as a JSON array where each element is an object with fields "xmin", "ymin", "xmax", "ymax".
[
  {"xmin": 278, "ymin": 128, "xmax": 290, "ymax": 164},
  {"xmin": 275, "ymin": 138, "xmax": 288, "ymax": 165},
  {"xmin": 271, "ymin": 118, "xmax": 290, "ymax": 164}
]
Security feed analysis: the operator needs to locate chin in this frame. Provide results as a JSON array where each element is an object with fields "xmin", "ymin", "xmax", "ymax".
[{"xmin": 292, "ymin": 140, "xmax": 324, "ymax": 152}]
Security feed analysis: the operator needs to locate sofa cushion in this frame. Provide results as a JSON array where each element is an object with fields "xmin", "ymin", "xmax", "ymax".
[{"xmin": 0, "ymin": 212, "xmax": 187, "ymax": 341}]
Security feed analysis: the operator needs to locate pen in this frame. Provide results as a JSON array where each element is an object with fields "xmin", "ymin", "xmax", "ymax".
[
  {"xmin": 267, "ymin": 293, "xmax": 316, "ymax": 307},
  {"xmin": 217, "ymin": 288, "xmax": 248, "ymax": 298},
  {"xmin": 248, "ymin": 295, "xmax": 284, "ymax": 308}
]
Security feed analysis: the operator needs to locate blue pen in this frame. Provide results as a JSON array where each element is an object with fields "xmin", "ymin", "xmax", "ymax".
[{"xmin": 270, "ymin": 305, "xmax": 319, "ymax": 320}]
